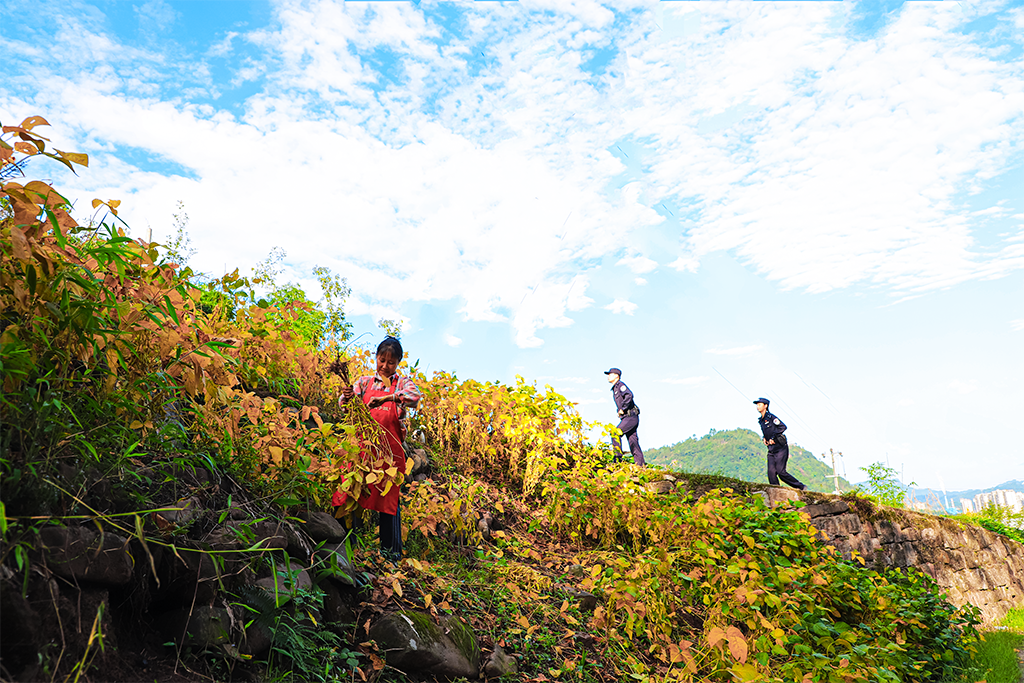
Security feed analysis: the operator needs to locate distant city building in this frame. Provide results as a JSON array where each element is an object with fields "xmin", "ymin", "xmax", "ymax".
[
  {"xmin": 973, "ymin": 489, "xmax": 1024, "ymax": 513},
  {"xmin": 960, "ymin": 499, "xmax": 975, "ymax": 514}
]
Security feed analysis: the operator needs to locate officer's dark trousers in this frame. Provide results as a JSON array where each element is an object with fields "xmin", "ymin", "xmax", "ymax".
[
  {"xmin": 614, "ymin": 415, "xmax": 645, "ymax": 466},
  {"xmin": 767, "ymin": 446, "xmax": 804, "ymax": 489}
]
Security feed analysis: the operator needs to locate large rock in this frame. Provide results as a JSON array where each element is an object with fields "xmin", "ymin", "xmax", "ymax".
[
  {"xmin": 409, "ymin": 449, "xmax": 430, "ymax": 476},
  {"xmin": 163, "ymin": 606, "xmax": 232, "ymax": 648},
  {"xmin": 645, "ymin": 481, "xmax": 674, "ymax": 495},
  {"xmin": 299, "ymin": 511, "xmax": 347, "ymax": 543},
  {"xmin": 370, "ymin": 611, "xmax": 480, "ymax": 679},
  {"xmin": 256, "ymin": 565, "xmax": 312, "ymax": 605},
  {"xmin": 201, "ymin": 520, "xmax": 289, "ymax": 552},
  {"xmin": 483, "ymin": 644, "xmax": 518, "ymax": 677},
  {"xmin": 158, "ymin": 546, "xmax": 221, "ymax": 606},
  {"xmin": 314, "ymin": 541, "xmax": 361, "ymax": 587},
  {"xmin": 162, "ymin": 496, "xmax": 203, "ymax": 526},
  {"xmin": 0, "ymin": 577, "xmax": 43, "ymax": 675},
  {"xmin": 38, "ymin": 526, "xmax": 133, "ymax": 586}
]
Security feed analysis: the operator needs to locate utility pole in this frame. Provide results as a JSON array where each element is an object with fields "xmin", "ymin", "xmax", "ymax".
[{"xmin": 827, "ymin": 448, "xmax": 843, "ymax": 495}]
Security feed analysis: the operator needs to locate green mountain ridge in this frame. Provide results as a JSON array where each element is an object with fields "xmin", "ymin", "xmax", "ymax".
[{"xmin": 647, "ymin": 427, "xmax": 854, "ymax": 493}]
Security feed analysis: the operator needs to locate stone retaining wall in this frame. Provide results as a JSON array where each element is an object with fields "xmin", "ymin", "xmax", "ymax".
[{"xmin": 761, "ymin": 488, "xmax": 1024, "ymax": 624}]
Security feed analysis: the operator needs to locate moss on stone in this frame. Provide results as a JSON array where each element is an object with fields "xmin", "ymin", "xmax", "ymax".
[
  {"xmin": 398, "ymin": 610, "xmax": 444, "ymax": 648},
  {"xmin": 441, "ymin": 616, "xmax": 480, "ymax": 668}
]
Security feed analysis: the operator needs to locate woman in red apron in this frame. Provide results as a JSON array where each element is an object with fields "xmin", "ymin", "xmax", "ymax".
[{"xmin": 339, "ymin": 337, "xmax": 421, "ymax": 558}]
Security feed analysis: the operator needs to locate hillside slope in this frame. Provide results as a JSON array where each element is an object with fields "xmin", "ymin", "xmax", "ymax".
[{"xmin": 645, "ymin": 428, "xmax": 854, "ymax": 492}]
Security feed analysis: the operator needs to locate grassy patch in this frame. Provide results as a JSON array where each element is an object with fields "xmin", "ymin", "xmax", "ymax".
[
  {"xmin": 1000, "ymin": 606, "xmax": 1024, "ymax": 632},
  {"xmin": 958, "ymin": 631, "xmax": 1024, "ymax": 683}
]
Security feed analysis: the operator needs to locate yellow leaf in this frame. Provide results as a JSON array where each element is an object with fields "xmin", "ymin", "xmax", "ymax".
[
  {"xmin": 268, "ymin": 446, "xmax": 284, "ymax": 465},
  {"xmin": 707, "ymin": 626, "xmax": 726, "ymax": 648},
  {"xmin": 91, "ymin": 198, "xmax": 102, "ymax": 209},
  {"xmin": 405, "ymin": 459, "xmax": 414, "ymax": 475},
  {"xmin": 385, "ymin": 466, "xmax": 398, "ymax": 477},
  {"xmin": 365, "ymin": 472, "xmax": 378, "ymax": 484},
  {"xmin": 307, "ymin": 610, "xmax": 318, "ymax": 627},
  {"xmin": 391, "ymin": 579, "xmax": 403, "ymax": 598},
  {"xmin": 730, "ymin": 663, "xmax": 761, "ymax": 682},
  {"xmin": 129, "ymin": 420, "xmax": 144, "ymax": 429},
  {"xmin": 516, "ymin": 614, "xmax": 530, "ymax": 629},
  {"xmin": 495, "ymin": 501, "xmax": 504, "ymax": 513},
  {"xmin": 726, "ymin": 626, "xmax": 748, "ymax": 663},
  {"xmin": 424, "ymin": 594, "xmax": 433, "ymax": 609},
  {"xmin": 57, "ymin": 150, "xmax": 88, "ymax": 167}
]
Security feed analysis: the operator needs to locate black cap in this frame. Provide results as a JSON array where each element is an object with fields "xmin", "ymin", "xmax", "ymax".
[
  {"xmin": 753, "ymin": 397, "xmax": 770, "ymax": 406},
  {"xmin": 604, "ymin": 368, "xmax": 622, "ymax": 376}
]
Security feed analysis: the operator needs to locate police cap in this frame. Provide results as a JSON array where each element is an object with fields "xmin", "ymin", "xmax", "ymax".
[
  {"xmin": 604, "ymin": 367, "xmax": 622, "ymax": 376},
  {"xmin": 753, "ymin": 397, "xmax": 770, "ymax": 406}
]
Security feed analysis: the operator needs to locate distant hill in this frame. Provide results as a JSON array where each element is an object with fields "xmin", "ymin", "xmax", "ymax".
[
  {"xmin": 646, "ymin": 428, "xmax": 854, "ymax": 493},
  {"xmin": 907, "ymin": 480, "xmax": 1024, "ymax": 512}
]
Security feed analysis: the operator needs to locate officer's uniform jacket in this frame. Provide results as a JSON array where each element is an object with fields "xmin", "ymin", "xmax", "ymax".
[
  {"xmin": 758, "ymin": 411, "xmax": 787, "ymax": 450},
  {"xmin": 611, "ymin": 380, "xmax": 638, "ymax": 416}
]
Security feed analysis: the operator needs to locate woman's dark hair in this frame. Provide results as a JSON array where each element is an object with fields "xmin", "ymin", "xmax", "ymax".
[{"xmin": 377, "ymin": 336, "xmax": 403, "ymax": 361}]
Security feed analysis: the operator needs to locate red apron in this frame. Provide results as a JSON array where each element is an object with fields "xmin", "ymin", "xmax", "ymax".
[{"xmin": 357, "ymin": 379, "xmax": 406, "ymax": 516}]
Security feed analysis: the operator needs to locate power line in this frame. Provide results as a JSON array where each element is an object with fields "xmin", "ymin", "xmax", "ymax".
[
  {"xmin": 711, "ymin": 366, "xmax": 750, "ymax": 401},
  {"xmin": 767, "ymin": 388, "xmax": 828, "ymax": 449}
]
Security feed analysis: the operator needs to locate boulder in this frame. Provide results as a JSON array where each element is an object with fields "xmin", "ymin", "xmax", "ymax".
[
  {"xmin": 283, "ymin": 521, "xmax": 313, "ymax": 562},
  {"xmin": 256, "ymin": 566, "xmax": 312, "ymax": 605},
  {"xmin": 164, "ymin": 606, "xmax": 232, "ymax": 648},
  {"xmin": 645, "ymin": 481, "xmax": 674, "ymax": 495},
  {"xmin": 38, "ymin": 526, "xmax": 133, "ymax": 586},
  {"xmin": 320, "ymin": 581, "xmax": 356, "ymax": 624},
  {"xmin": 483, "ymin": 644, "xmax": 518, "ymax": 677},
  {"xmin": 0, "ymin": 577, "xmax": 43, "ymax": 674},
  {"xmin": 314, "ymin": 542, "xmax": 361, "ymax": 587},
  {"xmin": 158, "ymin": 547, "xmax": 221, "ymax": 606},
  {"xmin": 203, "ymin": 520, "xmax": 289, "ymax": 552},
  {"xmin": 752, "ymin": 487, "xmax": 801, "ymax": 507},
  {"xmin": 162, "ymin": 496, "xmax": 203, "ymax": 526},
  {"xmin": 370, "ymin": 611, "xmax": 480, "ymax": 679},
  {"xmin": 410, "ymin": 449, "xmax": 430, "ymax": 476},
  {"xmin": 237, "ymin": 618, "xmax": 273, "ymax": 656},
  {"xmin": 299, "ymin": 511, "xmax": 347, "ymax": 543}
]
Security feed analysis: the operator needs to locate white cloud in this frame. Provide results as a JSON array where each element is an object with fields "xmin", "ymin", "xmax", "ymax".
[
  {"xmin": 444, "ymin": 334, "xmax": 463, "ymax": 347},
  {"xmin": 668, "ymin": 254, "xmax": 700, "ymax": 273},
  {"xmin": 629, "ymin": 1, "xmax": 1024, "ymax": 294},
  {"xmin": 2, "ymin": 0, "xmax": 1022, "ymax": 347},
  {"xmin": 705, "ymin": 345, "xmax": 763, "ymax": 356},
  {"xmin": 947, "ymin": 379, "xmax": 979, "ymax": 394},
  {"xmin": 1011, "ymin": 319, "xmax": 1024, "ymax": 331},
  {"xmin": 634, "ymin": 277, "xmax": 647, "ymax": 285},
  {"xmin": 617, "ymin": 254, "xmax": 657, "ymax": 274},
  {"xmin": 604, "ymin": 298, "xmax": 638, "ymax": 315}
]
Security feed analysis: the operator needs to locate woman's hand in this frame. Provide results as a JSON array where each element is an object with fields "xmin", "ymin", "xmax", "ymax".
[
  {"xmin": 341, "ymin": 385, "xmax": 355, "ymax": 403},
  {"xmin": 367, "ymin": 395, "xmax": 394, "ymax": 409}
]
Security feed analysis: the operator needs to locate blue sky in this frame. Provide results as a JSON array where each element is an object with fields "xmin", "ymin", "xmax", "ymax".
[{"xmin": 3, "ymin": 0, "xmax": 1023, "ymax": 490}]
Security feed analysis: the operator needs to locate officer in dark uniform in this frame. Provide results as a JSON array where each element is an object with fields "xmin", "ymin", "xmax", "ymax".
[
  {"xmin": 605, "ymin": 368, "xmax": 645, "ymax": 466},
  {"xmin": 754, "ymin": 397, "xmax": 807, "ymax": 490}
]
